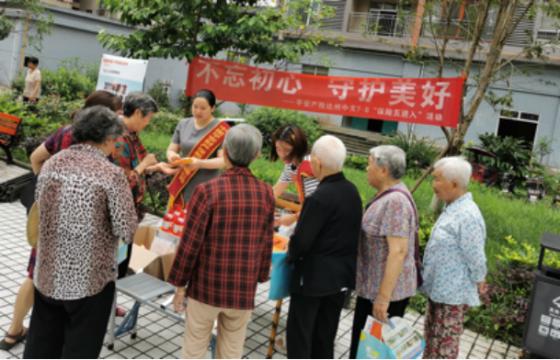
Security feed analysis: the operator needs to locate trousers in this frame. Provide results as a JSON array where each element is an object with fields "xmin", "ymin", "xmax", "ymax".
[{"xmin": 23, "ymin": 282, "xmax": 115, "ymax": 359}]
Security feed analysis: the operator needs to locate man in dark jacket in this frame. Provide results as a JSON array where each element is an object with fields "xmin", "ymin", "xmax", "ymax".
[{"xmin": 286, "ymin": 135, "xmax": 363, "ymax": 358}]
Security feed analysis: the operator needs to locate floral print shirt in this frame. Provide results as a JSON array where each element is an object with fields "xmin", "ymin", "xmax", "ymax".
[
  {"xmin": 421, "ymin": 192, "xmax": 487, "ymax": 307},
  {"xmin": 35, "ymin": 144, "xmax": 138, "ymax": 300},
  {"xmin": 356, "ymin": 182, "xmax": 418, "ymax": 301},
  {"xmin": 110, "ymin": 128, "xmax": 147, "ymax": 220}
]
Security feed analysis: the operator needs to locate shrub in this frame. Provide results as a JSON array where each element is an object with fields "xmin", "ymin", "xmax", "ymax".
[
  {"xmin": 477, "ymin": 133, "xmax": 532, "ymax": 192},
  {"xmin": 410, "ymin": 232, "xmax": 560, "ymax": 347},
  {"xmin": 346, "ymin": 154, "xmax": 368, "ymax": 170},
  {"xmin": 12, "ymin": 58, "xmax": 97, "ymax": 101},
  {"xmin": 245, "ymin": 107, "xmax": 323, "ymax": 154},
  {"xmin": 148, "ymin": 80, "xmax": 171, "ymax": 110},
  {"xmin": 145, "ymin": 111, "xmax": 182, "ymax": 136},
  {"xmin": 469, "ymin": 236, "xmax": 559, "ymax": 345},
  {"xmin": 465, "ymin": 260, "xmax": 533, "ymax": 345},
  {"xmin": 385, "ymin": 132, "xmax": 440, "ymax": 174}
]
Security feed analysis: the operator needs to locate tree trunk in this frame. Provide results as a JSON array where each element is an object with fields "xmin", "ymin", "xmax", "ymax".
[{"xmin": 411, "ymin": 0, "xmax": 527, "ymax": 193}]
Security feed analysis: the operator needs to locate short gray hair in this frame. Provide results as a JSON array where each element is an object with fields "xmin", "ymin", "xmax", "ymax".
[
  {"xmin": 369, "ymin": 145, "xmax": 406, "ymax": 179},
  {"xmin": 433, "ymin": 156, "xmax": 472, "ymax": 189},
  {"xmin": 311, "ymin": 135, "xmax": 346, "ymax": 171},
  {"xmin": 123, "ymin": 92, "xmax": 158, "ymax": 117},
  {"xmin": 224, "ymin": 124, "xmax": 263, "ymax": 167}
]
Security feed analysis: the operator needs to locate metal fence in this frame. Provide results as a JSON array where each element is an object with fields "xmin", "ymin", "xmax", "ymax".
[
  {"xmin": 346, "ymin": 10, "xmax": 495, "ymax": 42},
  {"xmin": 347, "ymin": 11, "xmax": 413, "ymax": 38}
]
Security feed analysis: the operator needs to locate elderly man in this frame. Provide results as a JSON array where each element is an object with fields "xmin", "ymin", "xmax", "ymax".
[
  {"xmin": 422, "ymin": 156, "xmax": 487, "ymax": 359},
  {"xmin": 286, "ymin": 135, "xmax": 362, "ymax": 359},
  {"xmin": 168, "ymin": 124, "xmax": 275, "ymax": 359}
]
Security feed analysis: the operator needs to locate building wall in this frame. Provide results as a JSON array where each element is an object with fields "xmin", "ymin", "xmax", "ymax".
[
  {"xmin": 301, "ymin": 45, "xmax": 560, "ymax": 168},
  {"xmin": 0, "ymin": 13, "xmax": 24, "ymax": 86},
  {"xmin": 1, "ymin": 6, "xmax": 559, "ymax": 167},
  {"xmin": 0, "ymin": 7, "xmax": 189, "ymax": 105}
]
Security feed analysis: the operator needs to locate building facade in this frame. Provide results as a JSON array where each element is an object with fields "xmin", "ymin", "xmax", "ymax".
[
  {"xmin": 293, "ymin": 0, "xmax": 560, "ymax": 168},
  {"xmin": 1, "ymin": 0, "xmax": 559, "ymax": 167},
  {"xmin": 0, "ymin": 1, "xmax": 189, "ymax": 105}
]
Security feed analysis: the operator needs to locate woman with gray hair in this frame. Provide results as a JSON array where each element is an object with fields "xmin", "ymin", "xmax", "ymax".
[
  {"xmin": 349, "ymin": 145, "xmax": 420, "ymax": 359},
  {"xmin": 422, "ymin": 156, "xmax": 487, "ymax": 359},
  {"xmin": 23, "ymin": 106, "xmax": 138, "ymax": 358},
  {"xmin": 111, "ymin": 92, "xmax": 178, "ymax": 279},
  {"xmin": 168, "ymin": 124, "xmax": 275, "ymax": 358}
]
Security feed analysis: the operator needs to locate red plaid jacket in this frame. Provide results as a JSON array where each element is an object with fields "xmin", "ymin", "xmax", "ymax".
[{"xmin": 168, "ymin": 167, "xmax": 275, "ymax": 310}]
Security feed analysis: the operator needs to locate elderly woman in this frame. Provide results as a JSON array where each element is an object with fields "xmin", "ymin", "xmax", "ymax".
[
  {"xmin": 111, "ymin": 93, "xmax": 177, "ymax": 279},
  {"xmin": 422, "ymin": 156, "xmax": 487, "ymax": 359},
  {"xmin": 169, "ymin": 124, "xmax": 275, "ymax": 359},
  {"xmin": 0, "ymin": 90, "xmax": 126, "ymax": 352},
  {"xmin": 349, "ymin": 145, "xmax": 419, "ymax": 359},
  {"xmin": 23, "ymin": 106, "xmax": 138, "ymax": 359},
  {"xmin": 30, "ymin": 90, "xmax": 124, "ymax": 174}
]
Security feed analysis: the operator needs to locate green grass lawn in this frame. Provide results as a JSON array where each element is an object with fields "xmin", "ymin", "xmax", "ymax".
[
  {"xmin": 249, "ymin": 156, "xmax": 560, "ymax": 273},
  {"xmin": 141, "ymin": 130, "xmax": 560, "ymax": 272}
]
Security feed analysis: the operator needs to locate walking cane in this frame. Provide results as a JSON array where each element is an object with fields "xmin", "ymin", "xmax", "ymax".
[{"xmin": 267, "ymin": 299, "xmax": 284, "ymax": 359}]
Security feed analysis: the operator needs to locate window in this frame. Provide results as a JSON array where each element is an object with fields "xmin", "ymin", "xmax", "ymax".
[
  {"xmin": 301, "ymin": 64, "xmax": 329, "ymax": 76},
  {"xmin": 497, "ymin": 109, "xmax": 539, "ymax": 149}
]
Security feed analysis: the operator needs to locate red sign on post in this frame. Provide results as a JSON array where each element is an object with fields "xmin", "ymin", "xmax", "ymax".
[{"xmin": 186, "ymin": 56, "xmax": 464, "ymax": 128}]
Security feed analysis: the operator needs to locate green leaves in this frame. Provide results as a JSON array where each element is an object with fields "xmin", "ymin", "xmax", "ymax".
[
  {"xmin": 1, "ymin": 0, "xmax": 52, "ymax": 48},
  {"xmin": 97, "ymin": 0, "xmax": 333, "ymax": 64},
  {"xmin": 245, "ymin": 107, "xmax": 323, "ymax": 154}
]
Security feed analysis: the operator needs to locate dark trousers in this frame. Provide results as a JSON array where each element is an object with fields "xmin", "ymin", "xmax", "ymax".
[
  {"xmin": 349, "ymin": 295, "xmax": 410, "ymax": 359},
  {"xmin": 287, "ymin": 291, "xmax": 347, "ymax": 359},
  {"xmin": 117, "ymin": 243, "xmax": 133, "ymax": 279},
  {"xmin": 24, "ymin": 282, "xmax": 115, "ymax": 359}
]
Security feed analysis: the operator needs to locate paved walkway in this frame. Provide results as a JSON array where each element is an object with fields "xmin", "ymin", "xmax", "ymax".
[{"xmin": 0, "ymin": 164, "xmax": 523, "ymax": 359}]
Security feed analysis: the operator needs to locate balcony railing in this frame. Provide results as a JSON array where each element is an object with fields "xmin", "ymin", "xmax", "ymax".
[
  {"xmin": 347, "ymin": 10, "xmax": 496, "ymax": 42},
  {"xmin": 347, "ymin": 11, "xmax": 413, "ymax": 38},
  {"xmin": 537, "ymin": 29, "xmax": 560, "ymax": 41}
]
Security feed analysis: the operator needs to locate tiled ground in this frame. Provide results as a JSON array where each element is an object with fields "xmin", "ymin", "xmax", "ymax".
[{"xmin": 0, "ymin": 165, "xmax": 524, "ymax": 359}]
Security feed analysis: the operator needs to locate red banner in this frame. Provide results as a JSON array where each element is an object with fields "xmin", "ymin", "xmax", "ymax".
[{"xmin": 186, "ymin": 56, "xmax": 464, "ymax": 128}]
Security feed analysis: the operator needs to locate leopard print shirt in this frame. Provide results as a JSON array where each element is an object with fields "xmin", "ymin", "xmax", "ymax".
[{"xmin": 35, "ymin": 144, "xmax": 138, "ymax": 300}]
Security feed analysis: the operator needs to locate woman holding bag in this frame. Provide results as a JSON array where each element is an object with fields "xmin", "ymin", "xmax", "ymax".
[{"xmin": 349, "ymin": 145, "xmax": 420, "ymax": 359}]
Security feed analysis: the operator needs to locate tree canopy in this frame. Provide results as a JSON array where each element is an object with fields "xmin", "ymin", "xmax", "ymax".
[
  {"xmin": 404, "ymin": 0, "xmax": 560, "ymax": 192},
  {"xmin": 0, "ymin": 0, "xmax": 51, "ymax": 47},
  {"xmin": 99, "ymin": 0, "xmax": 334, "ymax": 64}
]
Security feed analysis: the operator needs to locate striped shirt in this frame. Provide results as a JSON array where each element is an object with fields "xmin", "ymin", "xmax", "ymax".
[{"xmin": 279, "ymin": 157, "xmax": 320, "ymax": 199}]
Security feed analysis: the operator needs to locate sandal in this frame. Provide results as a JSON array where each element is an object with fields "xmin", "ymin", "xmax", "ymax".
[{"xmin": 0, "ymin": 328, "xmax": 27, "ymax": 351}]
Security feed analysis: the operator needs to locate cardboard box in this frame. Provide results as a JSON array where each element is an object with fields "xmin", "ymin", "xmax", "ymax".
[{"xmin": 129, "ymin": 226, "xmax": 176, "ymax": 281}]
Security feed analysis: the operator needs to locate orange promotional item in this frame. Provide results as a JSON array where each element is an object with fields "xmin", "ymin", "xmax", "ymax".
[
  {"xmin": 370, "ymin": 321, "xmax": 383, "ymax": 341},
  {"xmin": 170, "ymin": 157, "xmax": 194, "ymax": 167},
  {"xmin": 273, "ymin": 234, "xmax": 288, "ymax": 252}
]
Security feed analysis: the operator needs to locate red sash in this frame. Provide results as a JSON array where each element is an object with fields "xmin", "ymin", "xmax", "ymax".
[
  {"xmin": 167, "ymin": 121, "xmax": 230, "ymax": 210},
  {"xmin": 293, "ymin": 159, "xmax": 314, "ymax": 204}
]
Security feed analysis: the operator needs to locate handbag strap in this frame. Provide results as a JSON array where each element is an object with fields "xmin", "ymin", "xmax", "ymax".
[{"xmin": 366, "ymin": 187, "xmax": 424, "ymax": 287}]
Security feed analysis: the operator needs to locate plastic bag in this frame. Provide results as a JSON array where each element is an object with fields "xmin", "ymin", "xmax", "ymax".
[{"xmin": 357, "ymin": 316, "xmax": 425, "ymax": 359}]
